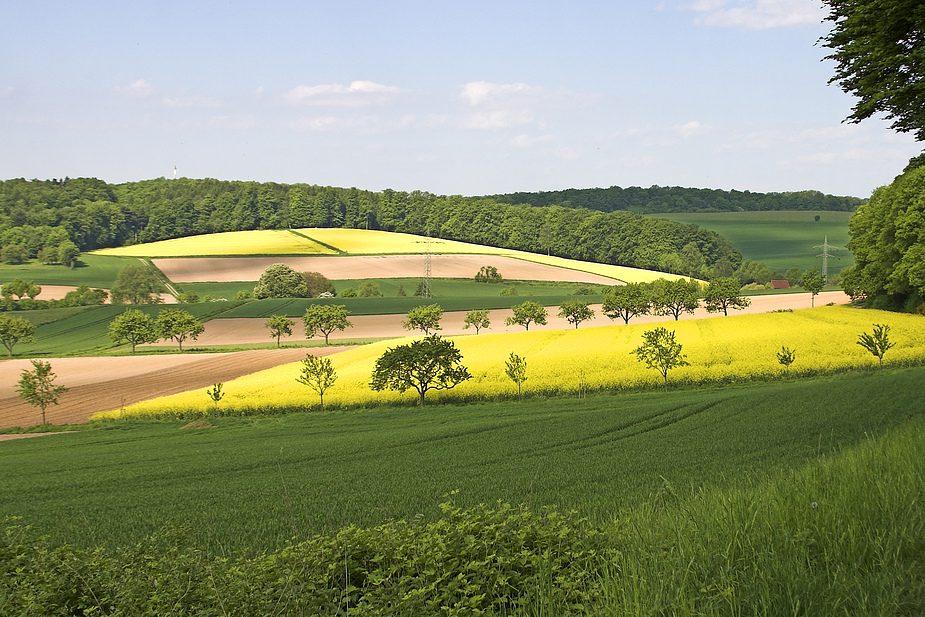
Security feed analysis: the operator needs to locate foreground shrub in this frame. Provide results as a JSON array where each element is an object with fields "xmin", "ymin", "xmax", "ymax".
[{"xmin": 0, "ymin": 500, "xmax": 605, "ymax": 616}]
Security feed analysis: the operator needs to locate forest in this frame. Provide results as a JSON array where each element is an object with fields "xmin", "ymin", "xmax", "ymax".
[
  {"xmin": 0, "ymin": 177, "xmax": 754, "ymax": 276},
  {"xmin": 488, "ymin": 185, "xmax": 865, "ymax": 214}
]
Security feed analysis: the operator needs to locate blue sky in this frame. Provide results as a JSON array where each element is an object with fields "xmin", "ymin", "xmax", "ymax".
[{"xmin": 1, "ymin": 1, "xmax": 920, "ymax": 198}]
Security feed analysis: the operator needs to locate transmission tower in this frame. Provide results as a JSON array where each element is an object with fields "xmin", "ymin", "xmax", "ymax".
[
  {"xmin": 413, "ymin": 229, "xmax": 443, "ymax": 299},
  {"xmin": 813, "ymin": 235, "xmax": 841, "ymax": 280}
]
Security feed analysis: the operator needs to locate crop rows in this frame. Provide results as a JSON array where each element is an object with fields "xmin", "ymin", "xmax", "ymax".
[{"xmin": 96, "ymin": 305, "xmax": 925, "ymax": 419}]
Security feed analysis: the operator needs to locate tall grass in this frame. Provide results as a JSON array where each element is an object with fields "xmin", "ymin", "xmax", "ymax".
[{"xmin": 594, "ymin": 417, "xmax": 925, "ymax": 615}]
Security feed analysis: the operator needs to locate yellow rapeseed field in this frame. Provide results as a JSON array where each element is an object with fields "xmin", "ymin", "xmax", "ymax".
[
  {"xmin": 93, "ymin": 228, "xmax": 689, "ymax": 284},
  {"xmin": 93, "ymin": 229, "xmax": 339, "ymax": 257},
  {"xmin": 93, "ymin": 306, "xmax": 925, "ymax": 419}
]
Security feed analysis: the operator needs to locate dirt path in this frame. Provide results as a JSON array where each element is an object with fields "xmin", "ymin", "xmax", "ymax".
[{"xmin": 0, "ymin": 347, "xmax": 348, "ymax": 429}]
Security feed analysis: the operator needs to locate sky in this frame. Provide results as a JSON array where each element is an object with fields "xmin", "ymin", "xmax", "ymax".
[{"xmin": 1, "ymin": 1, "xmax": 921, "ymax": 199}]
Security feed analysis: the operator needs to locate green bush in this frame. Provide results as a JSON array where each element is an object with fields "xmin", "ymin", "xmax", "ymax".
[{"xmin": 0, "ymin": 500, "xmax": 605, "ymax": 616}]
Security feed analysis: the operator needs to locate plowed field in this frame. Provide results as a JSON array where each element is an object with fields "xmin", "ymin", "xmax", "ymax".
[
  {"xmin": 0, "ymin": 348, "xmax": 348, "ymax": 429},
  {"xmin": 153, "ymin": 254, "xmax": 620, "ymax": 284}
]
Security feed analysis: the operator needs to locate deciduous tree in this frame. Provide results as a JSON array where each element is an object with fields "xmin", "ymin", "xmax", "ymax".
[
  {"xmin": 265, "ymin": 315, "xmax": 295, "ymax": 347},
  {"xmin": 302, "ymin": 271, "xmax": 336, "ymax": 297},
  {"xmin": 504, "ymin": 301, "xmax": 548, "ymax": 331},
  {"xmin": 703, "ymin": 277, "xmax": 751, "ymax": 316},
  {"xmin": 504, "ymin": 352, "xmax": 527, "ymax": 400},
  {"xmin": 403, "ymin": 304, "xmax": 444, "ymax": 335},
  {"xmin": 601, "ymin": 283, "xmax": 650, "ymax": 325},
  {"xmin": 303, "ymin": 304, "xmax": 352, "ymax": 344},
  {"xmin": 16, "ymin": 359, "xmax": 68, "ymax": 425},
  {"xmin": 800, "ymin": 268, "xmax": 826, "ymax": 307},
  {"xmin": 297, "ymin": 354, "xmax": 338, "ymax": 412},
  {"xmin": 108, "ymin": 309, "xmax": 158, "ymax": 353},
  {"xmin": 821, "ymin": 0, "xmax": 925, "ymax": 141},
  {"xmin": 156, "ymin": 308, "xmax": 204, "ymax": 351},
  {"xmin": 557, "ymin": 299, "xmax": 595, "ymax": 329},
  {"xmin": 254, "ymin": 263, "xmax": 307, "ymax": 299},
  {"xmin": 0, "ymin": 314, "xmax": 35, "ymax": 357},
  {"xmin": 632, "ymin": 326, "xmax": 689, "ymax": 391},
  {"xmin": 649, "ymin": 278, "xmax": 700, "ymax": 321},
  {"xmin": 857, "ymin": 323, "xmax": 895, "ymax": 368},
  {"xmin": 462, "ymin": 309, "xmax": 491, "ymax": 334},
  {"xmin": 111, "ymin": 264, "xmax": 164, "ymax": 304},
  {"xmin": 369, "ymin": 335, "xmax": 471, "ymax": 406}
]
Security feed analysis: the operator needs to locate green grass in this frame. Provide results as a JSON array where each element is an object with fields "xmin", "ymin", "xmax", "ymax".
[
  {"xmin": 0, "ymin": 254, "xmax": 135, "ymax": 289},
  {"xmin": 2, "ymin": 366, "xmax": 921, "ymax": 557},
  {"xmin": 7, "ymin": 278, "xmax": 602, "ymax": 356},
  {"xmin": 651, "ymin": 210, "xmax": 854, "ymax": 274},
  {"xmin": 16, "ymin": 302, "xmax": 248, "ymax": 357}
]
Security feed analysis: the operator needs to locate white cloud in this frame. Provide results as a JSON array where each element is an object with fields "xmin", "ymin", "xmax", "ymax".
[
  {"xmin": 688, "ymin": 0, "xmax": 826, "ymax": 30},
  {"xmin": 283, "ymin": 80, "xmax": 402, "ymax": 106},
  {"xmin": 290, "ymin": 115, "xmax": 377, "ymax": 131},
  {"xmin": 460, "ymin": 81, "xmax": 534, "ymax": 106},
  {"xmin": 115, "ymin": 79, "xmax": 154, "ymax": 98},
  {"xmin": 678, "ymin": 120, "xmax": 709, "ymax": 138}
]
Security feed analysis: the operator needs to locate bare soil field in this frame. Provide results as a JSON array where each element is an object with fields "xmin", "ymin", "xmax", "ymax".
[
  {"xmin": 153, "ymin": 255, "xmax": 620, "ymax": 284},
  {"xmin": 0, "ymin": 348, "xmax": 347, "ymax": 429},
  {"xmin": 0, "ymin": 291, "xmax": 849, "ymax": 430}
]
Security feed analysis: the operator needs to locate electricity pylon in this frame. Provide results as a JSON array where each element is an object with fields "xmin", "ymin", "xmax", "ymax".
[{"xmin": 814, "ymin": 235, "xmax": 841, "ymax": 279}]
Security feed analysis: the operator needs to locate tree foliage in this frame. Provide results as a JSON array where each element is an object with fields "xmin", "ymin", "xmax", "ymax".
[
  {"xmin": 857, "ymin": 323, "xmax": 896, "ymax": 368},
  {"xmin": 265, "ymin": 315, "xmax": 295, "ymax": 348},
  {"xmin": 462, "ymin": 309, "xmax": 491, "ymax": 334},
  {"xmin": 302, "ymin": 304, "xmax": 352, "ymax": 345},
  {"xmin": 505, "ymin": 301, "xmax": 548, "ymax": 331},
  {"xmin": 504, "ymin": 352, "xmax": 528, "ymax": 400},
  {"xmin": 302, "ymin": 271, "xmax": 336, "ymax": 298},
  {"xmin": 297, "ymin": 355, "xmax": 338, "ymax": 412},
  {"xmin": 703, "ymin": 277, "xmax": 751, "ymax": 316},
  {"xmin": 474, "ymin": 265, "xmax": 503, "ymax": 283},
  {"xmin": 402, "ymin": 304, "xmax": 444, "ymax": 335},
  {"xmin": 601, "ymin": 283, "xmax": 650, "ymax": 324},
  {"xmin": 254, "ymin": 264, "xmax": 307, "ymax": 299},
  {"xmin": 800, "ymin": 268, "xmax": 826, "ymax": 307},
  {"xmin": 632, "ymin": 327, "xmax": 689, "ymax": 391},
  {"xmin": 155, "ymin": 308, "xmax": 204, "ymax": 351},
  {"xmin": 821, "ymin": 0, "xmax": 925, "ymax": 141},
  {"xmin": 111, "ymin": 264, "xmax": 164, "ymax": 305},
  {"xmin": 108, "ymin": 309, "xmax": 158, "ymax": 353},
  {"xmin": 557, "ymin": 299, "xmax": 595, "ymax": 329},
  {"xmin": 369, "ymin": 335, "xmax": 471, "ymax": 406},
  {"xmin": 0, "ymin": 314, "xmax": 35, "ymax": 357},
  {"xmin": 842, "ymin": 166, "xmax": 925, "ymax": 311},
  {"xmin": 649, "ymin": 278, "xmax": 700, "ymax": 321},
  {"xmin": 16, "ymin": 359, "xmax": 68, "ymax": 424}
]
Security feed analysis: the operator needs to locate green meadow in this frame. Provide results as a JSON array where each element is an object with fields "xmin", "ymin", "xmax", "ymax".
[
  {"xmin": 2, "ymin": 366, "xmax": 921, "ymax": 556},
  {"xmin": 651, "ymin": 210, "xmax": 854, "ymax": 274}
]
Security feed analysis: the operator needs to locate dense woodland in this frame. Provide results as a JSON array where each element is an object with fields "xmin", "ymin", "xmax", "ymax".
[
  {"xmin": 0, "ymin": 177, "xmax": 759, "ymax": 276},
  {"xmin": 489, "ymin": 185, "xmax": 864, "ymax": 213}
]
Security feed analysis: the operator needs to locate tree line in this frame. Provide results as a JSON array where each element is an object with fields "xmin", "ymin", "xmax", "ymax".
[
  {"xmin": 486, "ymin": 185, "xmax": 864, "ymax": 214},
  {"xmin": 2, "ymin": 176, "xmax": 772, "ymax": 276}
]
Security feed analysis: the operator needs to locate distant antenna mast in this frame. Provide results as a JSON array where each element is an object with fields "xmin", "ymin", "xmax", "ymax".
[
  {"xmin": 814, "ymin": 235, "xmax": 841, "ymax": 280},
  {"xmin": 173, "ymin": 165, "xmax": 177, "ymax": 180}
]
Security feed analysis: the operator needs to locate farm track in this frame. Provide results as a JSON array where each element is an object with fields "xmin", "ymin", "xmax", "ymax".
[{"xmin": 0, "ymin": 348, "xmax": 348, "ymax": 429}]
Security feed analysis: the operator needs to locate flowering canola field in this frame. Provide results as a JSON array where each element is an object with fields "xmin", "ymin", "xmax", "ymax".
[
  {"xmin": 92, "ymin": 228, "xmax": 687, "ymax": 284},
  {"xmin": 93, "ymin": 306, "xmax": 925, "ymax": 420}
]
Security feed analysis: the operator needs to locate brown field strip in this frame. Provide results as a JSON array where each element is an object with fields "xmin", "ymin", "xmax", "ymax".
[{"xmin": 0, "ymin": 347, "xmax": 348, "ymax": 429}]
